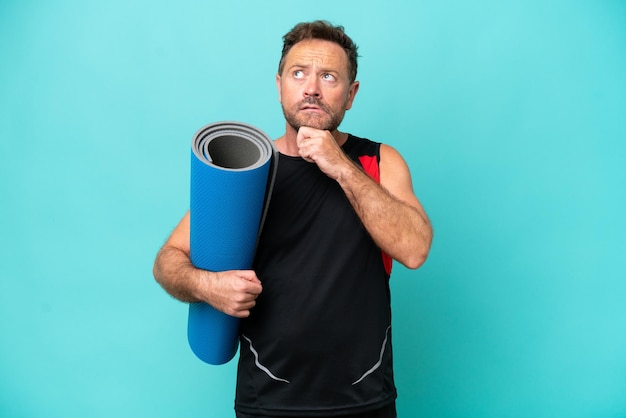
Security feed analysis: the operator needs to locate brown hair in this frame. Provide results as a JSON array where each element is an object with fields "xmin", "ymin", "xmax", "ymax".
[{"xmin": 278, "ymin": 20, "xmax": 359, "ymax": 83}]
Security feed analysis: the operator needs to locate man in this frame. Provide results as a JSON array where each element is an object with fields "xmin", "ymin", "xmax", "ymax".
[{"xmin": 153, "ymin": 20, "xmax": 433, "ymax": 418}]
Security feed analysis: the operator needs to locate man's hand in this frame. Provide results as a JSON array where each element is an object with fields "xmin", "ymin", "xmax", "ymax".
[
  {"xmin": 199, "ymin": 269, "xmax": 263, "ymax": 318},
  {"xmin": 295, "ymin": 126, "xmax": 353, "ymax": 180}
]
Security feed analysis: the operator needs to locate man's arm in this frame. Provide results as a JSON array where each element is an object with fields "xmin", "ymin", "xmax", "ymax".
[
  {"xmin": 346, "ymin": 143, "xmax": 432, "ymax": 269},
  {"xmin": 152, "ymin": 212, "xmax": 263, "ymax": 318},
  {"xmin": 296, "ymin": 127, "xmax": 433, "ymax": 269}
]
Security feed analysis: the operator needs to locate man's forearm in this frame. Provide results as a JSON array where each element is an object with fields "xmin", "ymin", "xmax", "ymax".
[
  {"xmin": 338, "ymin": 163, "xmax": 432, "ymax": 269},
  {"xmin": 153, "ymin": 246, "xmax": 206, "ymax": 303}
]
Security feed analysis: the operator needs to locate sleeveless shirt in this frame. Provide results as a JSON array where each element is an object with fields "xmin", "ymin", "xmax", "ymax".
[{"xmin": 235, "ymin": 134, "xmax": 396, "ymax": 417}]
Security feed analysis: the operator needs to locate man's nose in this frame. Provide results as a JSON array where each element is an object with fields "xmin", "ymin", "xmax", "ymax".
[{"xmin": 304, "ymin": 77, "xmax": 321, "ymax": 98}]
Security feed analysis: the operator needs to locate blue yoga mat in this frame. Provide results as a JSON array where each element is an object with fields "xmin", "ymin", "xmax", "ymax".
[{"xmin": 188, "ymin": 121, "xmax": 277, "ymax": 365}]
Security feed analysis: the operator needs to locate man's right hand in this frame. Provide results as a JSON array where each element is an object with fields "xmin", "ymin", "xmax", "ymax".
[{"xmin": 200, "ymin": 269, "xmax": 263, "ymax": 318}]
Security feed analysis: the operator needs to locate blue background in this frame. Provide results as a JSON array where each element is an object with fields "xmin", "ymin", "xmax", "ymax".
[{"xmin": 1, "ymin": 0, "xmax": 625, "ymax": 417}]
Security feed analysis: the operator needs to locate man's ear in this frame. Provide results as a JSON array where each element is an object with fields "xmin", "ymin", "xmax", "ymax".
[
  {"xmin": 345, "ymin": 80, "xmax": 360, "ymax": 110},
  {"xmin": 276, "ymin": 73, "xmax": 282, "ymax": 103}
]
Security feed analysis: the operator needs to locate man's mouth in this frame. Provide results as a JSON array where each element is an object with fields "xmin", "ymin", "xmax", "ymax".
[{"xmin": 300, "ymin": 104, "xmax": 325, "ymax": 112}]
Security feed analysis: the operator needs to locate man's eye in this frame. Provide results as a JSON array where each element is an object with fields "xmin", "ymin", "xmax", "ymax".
[
  {"xmin": 293, "ymin": 70, "xmax": 304, "ymax": 78},
  {"xmin": 322, "ymin": 73, "xmax": 336, "ymax": 81}
]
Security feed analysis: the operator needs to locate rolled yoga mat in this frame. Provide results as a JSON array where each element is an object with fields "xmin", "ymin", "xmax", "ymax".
[{"xmin": 188, "ymin": 121, "xmax": 278, "ymax": 365}]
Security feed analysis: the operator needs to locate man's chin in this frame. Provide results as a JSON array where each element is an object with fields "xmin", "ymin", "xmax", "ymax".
[{"xmin": 290, "ymin": 117, "xmax": 336, "ymax": 132}]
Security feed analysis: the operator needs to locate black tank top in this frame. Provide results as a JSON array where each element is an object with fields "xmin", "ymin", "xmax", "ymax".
[{"xmin": 236, "ymin": 134, "xmax": 396, "ymax": 416}]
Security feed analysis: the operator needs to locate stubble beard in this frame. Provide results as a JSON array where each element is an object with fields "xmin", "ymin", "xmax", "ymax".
[{"xmin": 282, "ymin": 98, "xmax": 345, "ymax": 133}]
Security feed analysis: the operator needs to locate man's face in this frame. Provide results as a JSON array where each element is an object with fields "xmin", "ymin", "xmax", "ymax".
[{"xmin": 276, "ymin": 39, "xmax": 359, "ymax": 133}]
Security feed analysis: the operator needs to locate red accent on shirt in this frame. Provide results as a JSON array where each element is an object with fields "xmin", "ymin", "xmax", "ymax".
[{"xmin": 358, "ymin": 155, "xmax": 393, "ymax": 276}]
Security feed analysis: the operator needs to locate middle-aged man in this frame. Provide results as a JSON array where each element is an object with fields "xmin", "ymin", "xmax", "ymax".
[{"xmin": 154, "ymin": 20, "xmax": 433, "ymax": 418}]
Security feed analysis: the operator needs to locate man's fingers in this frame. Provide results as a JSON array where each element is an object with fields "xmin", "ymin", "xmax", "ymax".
[
  {"xmin": 237, "ymin": 276, "xmax": 263, "ymax": 296},
  {"xmin": 230, "ymin": 299, "xmax": 258, "ymax": 318},
  {"xmin": 238, "ymin": 270, "xmax": 262, "ymax": 284}
]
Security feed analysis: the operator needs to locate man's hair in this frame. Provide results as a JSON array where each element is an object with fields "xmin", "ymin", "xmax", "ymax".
[{"xmin": 278, "ymin": 20, "xmax": 359, "ymax": 83}]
